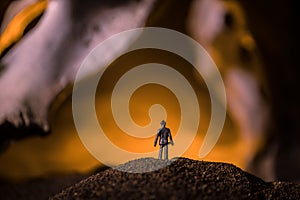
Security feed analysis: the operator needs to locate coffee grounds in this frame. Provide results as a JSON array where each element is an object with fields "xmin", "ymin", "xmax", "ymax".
[{"xmin": 51, "ymin": 157, "xmax": 300, "ymax": 199}]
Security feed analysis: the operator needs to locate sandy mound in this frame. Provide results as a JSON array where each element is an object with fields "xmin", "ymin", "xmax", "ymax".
[{"xmin": 51, "ymin": 157, "xmax": 300, "ymax": 199}]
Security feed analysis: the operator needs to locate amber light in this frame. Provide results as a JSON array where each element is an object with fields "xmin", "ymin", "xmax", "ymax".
[{"xmin": 0, "ymin": 0, "xmax": 47, "ymax": 55}]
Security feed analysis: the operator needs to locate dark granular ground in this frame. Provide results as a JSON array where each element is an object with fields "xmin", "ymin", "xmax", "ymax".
[{"xmin": 50, "ymin": 157, "xmax": 300, "ymax": 200}]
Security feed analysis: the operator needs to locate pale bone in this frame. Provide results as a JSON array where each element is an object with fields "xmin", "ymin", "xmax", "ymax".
[
  {"xmin": 0, "ymin": 0, "xmax": 157, "ymax": 134},
  {"xmin": 187, "ymin": 0, "xmax": 269, "ymax": 176}
]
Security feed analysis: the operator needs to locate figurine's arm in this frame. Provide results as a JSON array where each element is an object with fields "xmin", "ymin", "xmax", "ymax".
[
  {"xmin": 168, "ymin": 129, "xmax": 174, "ymax": 145},
  {"xmin": 154, "ymin": 129, "xmax": 160, "ymax": 147}
]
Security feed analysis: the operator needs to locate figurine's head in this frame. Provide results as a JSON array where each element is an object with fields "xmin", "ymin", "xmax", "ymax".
[{"xmin": 160, "ymin": 120, "xmax": 166, "ymax": 127}]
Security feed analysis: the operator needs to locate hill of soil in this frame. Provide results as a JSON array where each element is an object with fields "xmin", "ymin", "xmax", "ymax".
[{"xmin": 51, "ymin": 157, "xmax": 300, "ymax": 199}]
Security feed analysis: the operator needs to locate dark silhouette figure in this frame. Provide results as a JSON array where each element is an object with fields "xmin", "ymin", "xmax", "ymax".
[{"xmin": 154, "ymin": 120, "xmax": 174, "ymax": 160}]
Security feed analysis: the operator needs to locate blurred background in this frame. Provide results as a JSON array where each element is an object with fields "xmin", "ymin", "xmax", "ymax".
[{"xmin": 0, "ymin": 0, "xmax": 299, "ymax": 198}]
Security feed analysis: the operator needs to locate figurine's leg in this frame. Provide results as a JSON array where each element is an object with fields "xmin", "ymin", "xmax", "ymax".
[
  {"xmin": 164, "ymin": 145, "xmax": 168, "ymax": 160},
  {"xmin": 158, "ymin": 145, "xmax": 163, "ymax": 159}
]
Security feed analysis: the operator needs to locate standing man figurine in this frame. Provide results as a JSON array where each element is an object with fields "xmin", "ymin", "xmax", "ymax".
[{"xmin": 154, "ymin": 120, "xmax": 174, "ymax": 160}]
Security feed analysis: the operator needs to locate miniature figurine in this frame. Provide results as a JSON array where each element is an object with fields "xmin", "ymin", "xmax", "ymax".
[{"xmin": 154, "ymin": 120, "xmax": 174, "ymax": 160}]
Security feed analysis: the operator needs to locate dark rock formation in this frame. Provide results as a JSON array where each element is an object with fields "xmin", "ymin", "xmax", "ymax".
[{"xmin": 239, "ymin": 0, "xmax": 300, "ymax": 182}]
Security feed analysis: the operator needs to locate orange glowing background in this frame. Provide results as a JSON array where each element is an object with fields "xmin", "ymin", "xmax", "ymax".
[
  {"xmin": 0, "ymin": 0, "xmax": 47, "ymax": 55},
  {"xmin": 0, "ymin": 0, "xmax": 263, "ymax": 180}
]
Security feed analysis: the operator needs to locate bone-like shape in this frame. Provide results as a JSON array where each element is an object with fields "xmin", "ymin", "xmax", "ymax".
[{"xmin": 0, "ymin": 0, "xmax": 157, "ymax": 141}]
